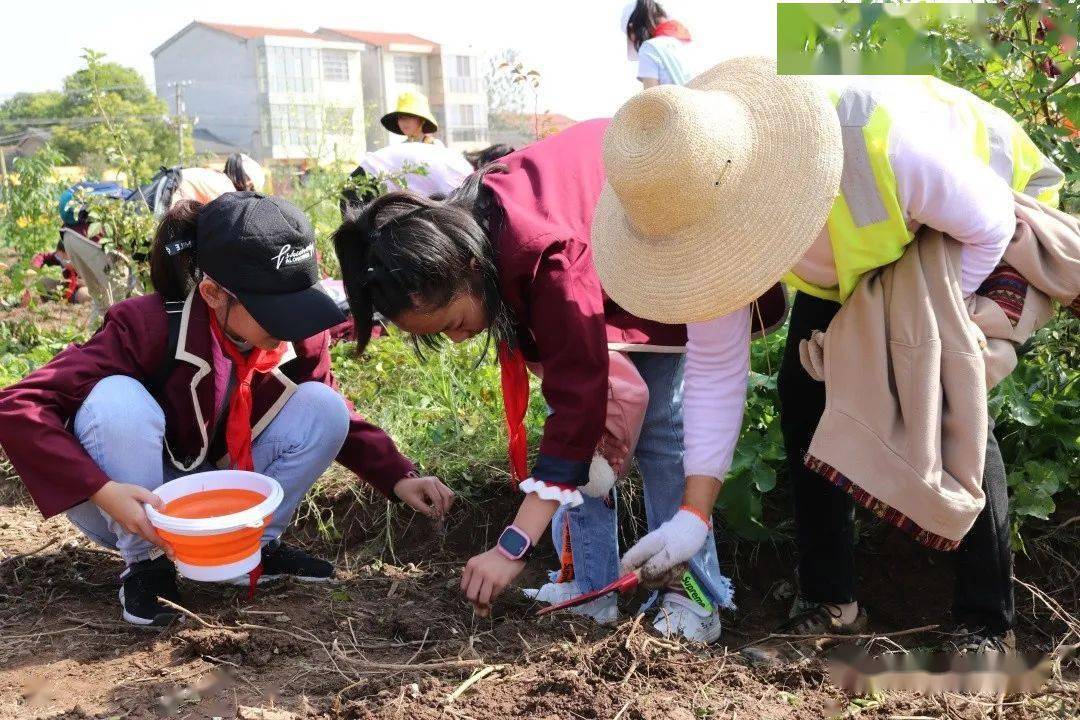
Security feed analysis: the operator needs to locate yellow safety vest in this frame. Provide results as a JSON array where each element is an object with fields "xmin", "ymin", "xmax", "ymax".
[{"xmin": 784, "ymin": 78, "xmax": 1064, "ymax": 303}]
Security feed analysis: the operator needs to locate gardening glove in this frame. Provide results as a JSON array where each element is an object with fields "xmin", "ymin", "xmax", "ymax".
[{"xmin": 620, "ymin": 508, "xmax": 709, "ymax": 583}]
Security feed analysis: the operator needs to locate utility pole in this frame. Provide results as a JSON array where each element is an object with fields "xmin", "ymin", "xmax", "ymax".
[{"xmin": 167, "ymin": 80, "xmax": 193, "ymax": 165}]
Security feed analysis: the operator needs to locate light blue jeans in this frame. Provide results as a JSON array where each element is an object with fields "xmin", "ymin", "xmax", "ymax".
[
  {"xmin": 66, "ymin": 375, "xmax": 350, "ymax": 564},
  {"xmin": 550, "ymin": 353, "xmax": 735, "ymax": 610}
]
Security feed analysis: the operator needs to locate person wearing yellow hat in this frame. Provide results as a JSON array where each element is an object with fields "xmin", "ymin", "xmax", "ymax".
[
  {"xmin": 594, "ymin": 56, "xmax": 1064, "ymax": 657},
  {"xmin": 381, "ymin": 91, "xmax": 443, "ymax": 146}
]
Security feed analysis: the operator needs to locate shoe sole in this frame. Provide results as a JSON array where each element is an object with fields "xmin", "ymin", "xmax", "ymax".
[
  {"xmin": 220, "ymin": 573, "xmax": 336, "ymax": 587},
  {"xmin": 118, "ymin": 587, "xmax": 180, "ymax": 628}
]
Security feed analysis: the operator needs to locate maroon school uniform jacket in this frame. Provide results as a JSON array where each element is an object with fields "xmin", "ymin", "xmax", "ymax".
[
  {"xmin": 482, "ymin": 118, "xmax": 689, "ymax": 487},
  {"xmin": 0, "ymin": 292, "xmax": 414, "ymax": 518}
]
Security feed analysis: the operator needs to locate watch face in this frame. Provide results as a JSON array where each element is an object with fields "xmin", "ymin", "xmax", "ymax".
[{"xmin": 498, "ymin": 527, "xmax": 529, "ymax": 559}]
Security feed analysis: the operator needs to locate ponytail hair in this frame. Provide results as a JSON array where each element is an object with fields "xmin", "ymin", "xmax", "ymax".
[
  {"xmin": 332, "ymin": 164, "xmax": 512, "ymax": 355},
  {"xmin": 626, "ymin": 0, "xmax": 667, "ymax": 49},
  {"xmin": 223, "ymin": 153, "xmax": 253, "ymax": 191},
  {"xmin": 150, "ymin": 199, "xmax": 203, "ymax": 301}
]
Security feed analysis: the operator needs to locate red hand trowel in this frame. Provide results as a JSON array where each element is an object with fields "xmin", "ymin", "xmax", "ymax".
[{"xmin": 535, "ymin": 570, "xmax": 641, "ymax": 616}]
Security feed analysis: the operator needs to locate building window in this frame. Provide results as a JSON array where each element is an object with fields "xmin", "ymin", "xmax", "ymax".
[
  {"xmin": 454, "ymin": 55, "xmax": 475, "ymax": 77},
  {"xmin": 393, "ymin": 55, "xmax": 423, "ymax": 84},
  {"xmin": 451, "ymin": 128, "xmax": 487, "ymax": 143},
  {"xmin": 322, "ymin": 50, "xmax": 350, "ymax": 82},
  {"xmin": 449, "ymin": 103, "xmax": 485, "ymax": 126},
  {"xmin": 266, "ymin": 46, "xmax": 317, "ymax": 94},
  {"xmin": 325, "ymin": 107, "xmax": 354, "ymax": 135},
  {"xmin": 269, "ymin": 104, "xmax": 320, "ymax": 146}
]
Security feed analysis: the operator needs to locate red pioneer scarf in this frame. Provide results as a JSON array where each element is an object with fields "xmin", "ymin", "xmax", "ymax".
[
  {"xmin": 652, "ymin": 20, "xmax": 692, "ymax": 42},
  {"xmin": 208, "ymin": 310, "xmax": 287, "ymax": 472},
  {"xmin": 498, "ymin": 342, "xmax": 530, "ymax": 488}
]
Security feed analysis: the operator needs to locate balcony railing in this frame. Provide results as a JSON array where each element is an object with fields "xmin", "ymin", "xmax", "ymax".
[{"xmin": 448, "ymin": 76, "xmax": 483, "ymax": 94}]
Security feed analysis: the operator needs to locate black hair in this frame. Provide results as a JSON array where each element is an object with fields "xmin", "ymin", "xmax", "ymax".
[
  {"xmin": 468, "ymin": 144, "xmax": 516, "ymax": 170},
  {"xmin": 331, "ymin": 165, "xmax": 513, "ymax": 355},
  {"xmin": 339, "ymin": 165, "xmax": 380, "ymax": 220},
  {"xmin": 149, "ymin": 200, "xmax": 203, "ymax": 301},
  {"xmin": 626, "ymin": 0, "xmax": 668, "ymax": 50},
  {"xmin": 223, "ymin": 153, "xmax": 254, "ymax": 192}
]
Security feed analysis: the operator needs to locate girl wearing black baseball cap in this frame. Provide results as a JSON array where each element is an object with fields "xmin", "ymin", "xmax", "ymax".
[{"xmin": 0, "ymin": 191, "xmax": 453, "ymax": 626}]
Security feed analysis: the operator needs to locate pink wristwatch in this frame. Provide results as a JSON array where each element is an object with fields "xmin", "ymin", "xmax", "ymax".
[{"xmin": 496, "ymin": 524, "xmax": 534, "ymax": 561}]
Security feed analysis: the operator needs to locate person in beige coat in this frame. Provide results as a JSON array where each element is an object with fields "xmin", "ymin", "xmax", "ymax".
[{"xmin": 593, "ymin": 56, "xmax": 1068, "ymax": 657}]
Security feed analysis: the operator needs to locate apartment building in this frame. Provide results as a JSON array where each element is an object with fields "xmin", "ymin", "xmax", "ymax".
[
  {"xmin": 153, "ymin": 22, "xmax": 368, "ymax": 164},
  {"xmin": 315, "ymin": 29, "xmax": 488, "ymax": 149},
  {"xmin": 152, "ymin": 21, "xmax": 489, "ymax": 164}
]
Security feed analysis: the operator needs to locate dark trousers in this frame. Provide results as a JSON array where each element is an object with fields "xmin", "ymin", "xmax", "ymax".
[{"xmin": 777, "ymin": 292, "xmax": 1015, "ymax": 634}]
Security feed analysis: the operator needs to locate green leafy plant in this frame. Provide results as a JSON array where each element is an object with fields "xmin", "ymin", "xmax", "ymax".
[
  {"xmin": 989, "ymin": 313, "xmax": 1080, "ymax": 547},
  {"xmin": 0, "ymin": 144, "xmax": 68, "ymax": 304},
  {"xmin": 288, "ymin": 161, "xmax": 427, "ymax": 278}
]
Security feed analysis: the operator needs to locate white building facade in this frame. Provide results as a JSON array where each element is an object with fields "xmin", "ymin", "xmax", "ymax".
[
  {"xmin": 315, "ymin": 29, "xmax": 488, "ymax": 150},
  {"xmin": 153, "ymin": 22, "xmax": 366, "ymax": 164},
  {"xmin": 152, "ymin": 22, "xmax": 489, "ymax": 165}
]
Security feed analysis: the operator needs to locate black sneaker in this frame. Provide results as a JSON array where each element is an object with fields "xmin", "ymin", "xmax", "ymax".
[
  {"xmin": 743, "ymin": 603, "xmax": 869, "ymax": 665},
  {"xmin": 943, "ymin": 626, "xmax": 1016, "ymax": 655},
  {"xmin": 258, "ymin": 540, "xmax": 334, "ymax": 583},
  {"xmin": 119, "ymin": 556, "xmax": 182, "ymax": 627}
]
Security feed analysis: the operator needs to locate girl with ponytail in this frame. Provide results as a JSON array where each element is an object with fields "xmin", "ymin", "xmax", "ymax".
[
  {"xmin": 0, "ymin": 192, "xmax": 451, "ymax": 627},
  {"xmin": 333, "ymin": 119, "xmax": 782, "ymax": 641},
  {"xmin": 619, "ymin": 0, "xmax": 702, "ymax": 87}
]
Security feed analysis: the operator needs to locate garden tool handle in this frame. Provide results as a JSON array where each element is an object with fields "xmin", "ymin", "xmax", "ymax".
[{"xmin": 535, "ymin": 570, "xmax": 641, "ymax": 616}]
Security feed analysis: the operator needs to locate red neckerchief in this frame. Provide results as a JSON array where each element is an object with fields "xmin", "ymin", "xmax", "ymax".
[
  {"xmin": 497, "ymin": 342, "xmax": 529, "ymax": 488},
  {"xmin": 208, "ymin": 310, "xmax": 287, "ymax": 471},
  {"xmin": 652, "ymin": 20, "xmax": 692, "ymax": 42}
]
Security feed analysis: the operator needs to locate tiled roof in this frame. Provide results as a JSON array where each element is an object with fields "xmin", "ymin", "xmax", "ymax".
[
  {"xmin": 316, "ymin": 28, "xmax": 437, "ymax": 49},
  {"xmin": 200, "ymin": 22, "xmax": 320, "ymax": 40}
]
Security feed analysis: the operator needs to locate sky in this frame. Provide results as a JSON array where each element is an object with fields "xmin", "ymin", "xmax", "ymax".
[{"xmin": 0, "ymin": 0, "xmax": 778, "ymax": 120}]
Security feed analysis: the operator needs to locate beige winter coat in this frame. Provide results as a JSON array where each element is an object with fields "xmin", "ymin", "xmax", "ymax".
[{"xmin": 799, "ymin": 192, "xmax": 1080, "ymax": 549}]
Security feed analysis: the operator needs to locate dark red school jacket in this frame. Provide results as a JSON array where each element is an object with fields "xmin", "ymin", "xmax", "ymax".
[
  {"xmin": 0, "ymin": 292, "xmax": 414, "ymax": 518},
  {"xmin": 483, "ymin": 118, "xmax": 787, "ymax": 487},
  {"xmin": 483, "ymin": 119, "xmax": 687, "ymax": 487}
]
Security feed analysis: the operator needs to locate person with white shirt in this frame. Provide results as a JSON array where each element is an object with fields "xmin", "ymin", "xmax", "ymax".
[
  {"xmin": 340, "ymin": 142, "xmax": 474, "ymax": 216},
  {"xmin": 620, "ymin": 0, "xmax": 701, "ymax": 88},
  {"xmin": 592, "ymin": 57, "xmax": 1064, "ymax": 657}
]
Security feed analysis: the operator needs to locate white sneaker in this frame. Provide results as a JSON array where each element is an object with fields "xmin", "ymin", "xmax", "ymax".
[
  {"xmin": 523, "ymin": 581, "xmax": 620, "ymax": 625},
  {"xmin": 653, "ymin": 592, "xmax": 722, "ymax": 643}
]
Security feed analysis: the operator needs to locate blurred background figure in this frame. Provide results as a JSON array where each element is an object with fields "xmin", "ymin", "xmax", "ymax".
[
  {"xmin": 340, "ymin": 141, "xmax": 474, "ymax": 217},
  {"xmin": 222, "ymin": 153, "xmax": 267, "ymax": 193},
  {"xmin": 467, "ymin": 143, "xmax": 516, "ymax": 170},
  {"xmin": 620, "ymin": 0, "xmax": 701, "ymax": 88}
]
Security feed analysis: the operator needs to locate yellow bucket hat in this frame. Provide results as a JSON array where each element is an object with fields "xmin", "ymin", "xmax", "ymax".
[{"xmin": 381, "ymin": 91, "xmax": 439, "ymax": 135}]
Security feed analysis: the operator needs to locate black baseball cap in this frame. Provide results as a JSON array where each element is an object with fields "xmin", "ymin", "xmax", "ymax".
[{"xmin": 195, "ymin": 191, "xmax": 345, "ymax": 342}]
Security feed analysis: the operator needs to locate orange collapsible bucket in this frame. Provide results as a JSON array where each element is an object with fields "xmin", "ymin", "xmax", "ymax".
[{"xmin": 145, "ymin": 471, "xmax": 283, "ymax": 581}]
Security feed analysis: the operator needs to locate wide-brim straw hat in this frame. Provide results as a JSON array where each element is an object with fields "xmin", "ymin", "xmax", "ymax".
[
  {"xmin": 381, "ymin": 91, "xmax": 439, "ymax": 135},
  {"xmin": 592, "ymin": 56, "xmax": 843, "ymax": 324}
]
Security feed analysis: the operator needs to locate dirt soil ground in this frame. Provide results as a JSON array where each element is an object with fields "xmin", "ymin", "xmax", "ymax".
[
  {"xmin": 1, "ymin": 481, "xmax": 1078, "ymax": 720},
  {"xmin": 0, "ymin": 301, "xmax": 1077, "ymax": 720}
]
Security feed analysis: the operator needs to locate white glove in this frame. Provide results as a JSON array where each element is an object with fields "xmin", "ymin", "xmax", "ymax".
[
  {"xmin": 580, "ymin": 455, "xmax": 617, "ymax": 498},
  {"xmin": 620, "ymin": 508, "xmax": 710, "ymax": 581}
]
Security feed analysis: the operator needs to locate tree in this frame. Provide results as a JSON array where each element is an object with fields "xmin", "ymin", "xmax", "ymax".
[
  {"xmin": 486, "ymin": 49, "xmax": 528, "ymax": 118},
  {"xmin": 0, "ymin": 92, "xmax": 66, "ymax": 136},
  {"xmin": 0, "ymin": 50, "xmax": 188, "ymax": 183}
]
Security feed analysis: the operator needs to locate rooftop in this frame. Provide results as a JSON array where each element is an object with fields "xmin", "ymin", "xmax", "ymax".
[{"xmin": 315, "ymin": 28, "xmax": 438, "ymax": 51}]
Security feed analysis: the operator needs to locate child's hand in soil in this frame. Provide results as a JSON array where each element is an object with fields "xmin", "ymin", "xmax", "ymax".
[
  {"xmin": 394, "ymin": 475, "xmax": 455, "ymax": 519},
  {"xmin": 461, "ymin": 548, "xmax": 525, "ymax": 617},
  {"xmin": 89, "ymin": 481, "xmax": 174, "ymax": 559}
]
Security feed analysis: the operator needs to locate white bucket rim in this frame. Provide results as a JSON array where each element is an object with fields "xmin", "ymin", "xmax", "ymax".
[{"xmin": 145, "ymin": 470, "xmax": 283, "ymax": 535}]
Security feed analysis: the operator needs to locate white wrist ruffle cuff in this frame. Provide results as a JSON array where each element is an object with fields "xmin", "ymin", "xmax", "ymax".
[{"xmin": 519, "ymin": 477, "xmax": 584, "ymax": 507}]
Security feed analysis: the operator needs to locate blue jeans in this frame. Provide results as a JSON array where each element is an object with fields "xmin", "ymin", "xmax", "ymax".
[
  {"xmin": 550, "ymin": 353, "xmax": 734, "ymax": 610},
  {"xmin": 66, "ymin": 375, "xmax": 350, "ymax": 564}
]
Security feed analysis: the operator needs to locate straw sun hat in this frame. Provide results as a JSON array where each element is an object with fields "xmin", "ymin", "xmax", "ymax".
[{"xmin": 592, "ymin": 56, "xmax": 843, "ymax": 324}]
